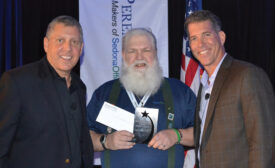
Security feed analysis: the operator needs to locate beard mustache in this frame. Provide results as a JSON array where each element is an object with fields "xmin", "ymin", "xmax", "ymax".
[{"xmin": 120, "ymin": 59, "xmax": 164, "ymax": 97}]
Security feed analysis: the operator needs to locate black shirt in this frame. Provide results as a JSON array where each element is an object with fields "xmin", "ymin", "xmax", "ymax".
[{"xmin": 46, "ymin": 60, "xmax": 82, "ymax": 168}]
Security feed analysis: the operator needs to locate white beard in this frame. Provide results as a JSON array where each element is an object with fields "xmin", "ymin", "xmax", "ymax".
[{"xmin": 120, "ymin": 60, "xmax": 164, "ymax": 97}]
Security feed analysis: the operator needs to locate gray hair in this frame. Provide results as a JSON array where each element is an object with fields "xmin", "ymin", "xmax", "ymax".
[
  {"xmin": 184, "ymin": 10, "xmax": 222, "ymax": 36},
  {"xmin": 45, "ymin": 15, "xmax": 83, "ymax": 42},
  {"xmin": 122, "ymin": 28, "xmax": 157, "ymax": 51}
]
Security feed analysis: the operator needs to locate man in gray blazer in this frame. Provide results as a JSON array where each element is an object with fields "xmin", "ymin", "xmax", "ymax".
[
  {"xmin": 185, "ymin": 10, "xmax": 275, "ymax": 168},
  {"xmin": 0, "ymin": 16, "xmax": 93, "ymax": 168}
]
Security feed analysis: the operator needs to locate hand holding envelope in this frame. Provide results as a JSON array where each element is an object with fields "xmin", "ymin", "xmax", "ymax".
[
  {"xmin": 96, "ymin": 102, "xmax": 135, "ymax": 150},
  {"xmin": 96, "ymin": 102, "xmax": 159, "ymax": 145}
]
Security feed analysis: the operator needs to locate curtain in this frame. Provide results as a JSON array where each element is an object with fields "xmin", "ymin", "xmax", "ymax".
[{"xmin": 0, "ymin": 0, "xmax": 22, "ymax": 76}]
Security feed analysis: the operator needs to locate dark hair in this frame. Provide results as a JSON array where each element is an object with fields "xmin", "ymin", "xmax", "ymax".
[
  {"xmin": 184, "ymin": 10, "xmax": 222, "ymax": 36},
  {"xmin": 122, "ymin": 28, "xmax": 157, "ymax": 51},
  {"xmin": 46, "ymin": 15, "xmax": 83, "ymax": 42}
]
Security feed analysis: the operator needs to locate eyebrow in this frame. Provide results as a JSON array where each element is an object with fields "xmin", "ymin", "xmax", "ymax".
[{"xmin": 190, "ymin": 31, "xmax": 213, "ymax": 37}]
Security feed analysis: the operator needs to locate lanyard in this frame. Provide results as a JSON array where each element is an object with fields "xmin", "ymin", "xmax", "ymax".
[{"xmin": 126, "ymin": 90, "xmax": 152, "ymax": 108}]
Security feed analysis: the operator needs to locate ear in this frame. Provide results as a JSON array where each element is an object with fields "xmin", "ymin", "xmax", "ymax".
[
  {"xmin": 43, "ymin": 37, "xmax": 49, "ymax": 53},
  {"xmin": 218, "ymin": 31, "xmax": 226, "ymax": 45},
  {"xmin": 80, "ymin": 43, "xmax": 84, "ymax": 55},
  {"xmin": 122, "ymin": 50, "xmax": 126, "ymax": 60}
]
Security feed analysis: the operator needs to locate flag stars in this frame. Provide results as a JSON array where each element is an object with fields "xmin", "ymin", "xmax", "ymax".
[
  {"xmin": 187, "ymin": 47, "xmax": 191, "ymax": 52},
  {"xmin": 188, "ymin": 10, "xmax": 193, "ymax": 15}
]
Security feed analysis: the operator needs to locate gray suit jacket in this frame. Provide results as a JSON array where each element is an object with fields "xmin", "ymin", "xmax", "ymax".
[{"xmin": 194, "ymin": 55, "xmax": 275, "ymax": 168}]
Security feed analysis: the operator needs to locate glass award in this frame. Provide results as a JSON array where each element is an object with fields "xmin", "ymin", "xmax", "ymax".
[{"xmin": 132, "ymin": 107, "xmax": 159, "ymax": 144}]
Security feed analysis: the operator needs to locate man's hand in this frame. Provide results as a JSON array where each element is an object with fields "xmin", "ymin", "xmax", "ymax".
[
  {"xmin": 147, "ymin": 129, "xmax": 178, "ymax": 150},
  {"xmin": 105, "ymin": 130, "xmax": 135, "ymax": 150}
]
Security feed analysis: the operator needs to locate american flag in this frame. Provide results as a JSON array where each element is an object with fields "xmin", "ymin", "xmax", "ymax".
[
  {"xmin": 181, "ymin": 0, "xmax": 202, "ymax": 96},
  {"xmin": 182, "ymin": 1, "xmax": 202, "ymax": 168}
]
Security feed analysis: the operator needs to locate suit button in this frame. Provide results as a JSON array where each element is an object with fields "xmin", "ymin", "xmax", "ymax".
[{"xmin": 65, "ymin": 158, "xmax": 70, "ymax": 164}]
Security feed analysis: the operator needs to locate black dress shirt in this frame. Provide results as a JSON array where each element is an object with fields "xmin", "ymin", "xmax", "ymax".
[{"xmin": 47, "ymin": 61, "xmax": 82, "ymax": 168}]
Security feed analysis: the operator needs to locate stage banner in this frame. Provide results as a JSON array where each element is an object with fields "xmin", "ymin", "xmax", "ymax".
[{"xmin": 80, "ymin": 0, "xmax": 168, "ymax": 105}]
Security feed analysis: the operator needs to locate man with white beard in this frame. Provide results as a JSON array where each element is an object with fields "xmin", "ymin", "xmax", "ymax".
[{"xmin": 87, "ymin": 28, "xmax": 196, "ymax": 168}]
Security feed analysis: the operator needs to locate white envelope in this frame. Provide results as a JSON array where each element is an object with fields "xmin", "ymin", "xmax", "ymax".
[{"xmin": 96, "ymin": 101, "xmax": 135, "ymax": 133}]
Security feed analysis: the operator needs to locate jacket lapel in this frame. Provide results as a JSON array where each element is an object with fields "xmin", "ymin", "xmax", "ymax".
[
  {"xmin": 195, "ymin": 84, "xmax": 203, "ymax": 164},
  {"xmin": 200, "ymin": 55, "xmax": 233, "ymax": 148}
]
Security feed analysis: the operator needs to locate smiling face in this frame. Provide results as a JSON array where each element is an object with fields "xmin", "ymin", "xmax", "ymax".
[
  {"xmin": 188, "ymin": 20, "xmax": 226, "ymax": 76},
  {"xmin": 122, "ymin": 34, "xmax": 157, "ymax": 72},
  {"xmin": 44, "ymin": 23, "xmax": 83, "ymax": 78}
]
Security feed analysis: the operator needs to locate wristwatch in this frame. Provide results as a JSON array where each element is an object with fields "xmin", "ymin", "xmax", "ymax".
[{"xmin": 100, "ymin": 134, "xmax": 107, "ymax": 150}]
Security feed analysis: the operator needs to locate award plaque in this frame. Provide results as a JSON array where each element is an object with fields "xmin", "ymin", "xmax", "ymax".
[{"xmin": 132, "ymin": 107, "xmax": 159, "ymax": 144}]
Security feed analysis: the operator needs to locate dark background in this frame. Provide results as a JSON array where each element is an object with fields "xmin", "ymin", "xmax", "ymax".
[{"xmin": 1, "ymin": 0, "xmax": 274, "ymax": 89}]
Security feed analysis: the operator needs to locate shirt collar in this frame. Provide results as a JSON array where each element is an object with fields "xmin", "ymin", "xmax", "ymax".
[
  {"xmin": 45, "ymin": 57, "xmax": 72, "ymax": 81},
  {"xmin": 201, "ymin": 53, "xmax": 227, "ymax": 88}
]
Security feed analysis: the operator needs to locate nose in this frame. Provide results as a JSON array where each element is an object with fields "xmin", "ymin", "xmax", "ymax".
[
  {"xmin": 136, "ymin": 51, "xmax": 143, "ymax": 60},
  {"xmin": 63, "ymin": 41, "xmax": 72, "ymax": 51},
  {"xmin": 197, "ymin": 37, "xmax": 205, "ymax": 47}
]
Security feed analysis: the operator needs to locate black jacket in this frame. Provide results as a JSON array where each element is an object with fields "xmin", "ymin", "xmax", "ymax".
[{"xmin": 0, "ymin": 57, "xmax": 94, "ymax": 168}]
